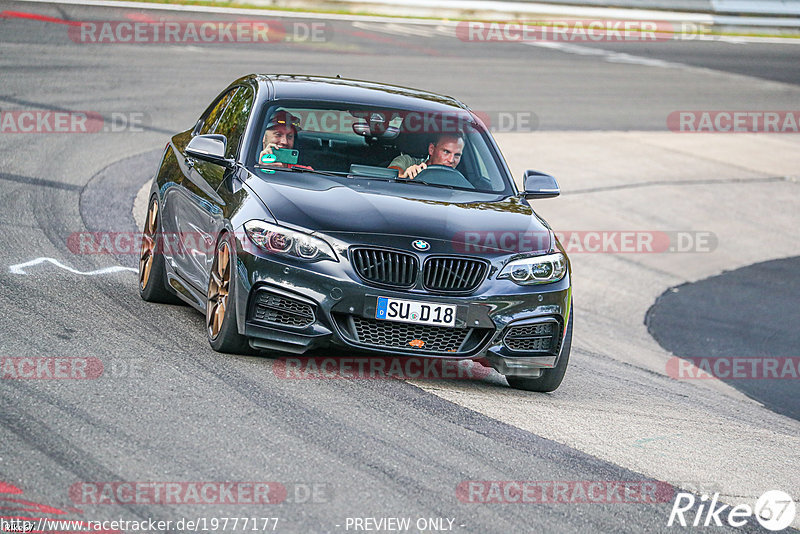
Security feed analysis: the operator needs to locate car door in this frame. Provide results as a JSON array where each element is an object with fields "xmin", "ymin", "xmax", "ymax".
[
  {"xmin": 178, "ymin": 85, "xmax": 255, "ymax": 293},
  {"xmin": 168, "ymin": 87, "xmax": 238, "ymax": 291}
]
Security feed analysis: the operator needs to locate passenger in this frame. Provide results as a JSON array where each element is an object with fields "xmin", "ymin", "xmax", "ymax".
[{"xmin": 388, "ymin": 131, "xmax": 464, "ymax": 179}]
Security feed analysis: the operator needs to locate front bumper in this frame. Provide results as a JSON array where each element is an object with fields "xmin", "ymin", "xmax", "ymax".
[{"xmin": 232, "ymin": 234, "xmax": 571, "ymax": 378}]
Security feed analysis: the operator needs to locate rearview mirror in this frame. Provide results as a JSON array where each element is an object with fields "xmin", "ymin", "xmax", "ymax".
[
  {"xmin": 185, "ymin": 134, "xmax": 235, "ymax": 168},
  {"xmin": 522, "ymin": 170, "xmax": 560, "ymax": 199}
]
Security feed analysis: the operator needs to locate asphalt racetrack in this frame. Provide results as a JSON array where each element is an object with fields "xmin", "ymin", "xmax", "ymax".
[
  {"xmin": 1, "ymin": 1, "xmax": 799, "ymax": 532},
  {"xmin": 647, "ymin": 256, "xmax": 800, "ymax": 422}
]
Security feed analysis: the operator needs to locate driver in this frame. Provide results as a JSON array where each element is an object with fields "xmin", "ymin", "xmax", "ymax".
[
  {"xmin": 388, "ymin": 131, "xmax": 464, "ymax": 179},
  {"xmin": 260, "ymin": 109, "xmax": 301, "ymax": 162}
]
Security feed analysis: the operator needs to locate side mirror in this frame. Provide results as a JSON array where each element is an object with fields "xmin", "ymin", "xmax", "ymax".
[
  {"xmin": 185, "ymin": 134, "xmax": 235, "ymax": 168},
  {"xmin": 522, "ymin": 170, "xmax": 560, "ymax": 199}
]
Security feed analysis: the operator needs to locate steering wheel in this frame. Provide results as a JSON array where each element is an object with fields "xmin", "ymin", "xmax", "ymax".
[{"xmin": 414, "ymin": 165, "xmax": 473, "ymax": 189}]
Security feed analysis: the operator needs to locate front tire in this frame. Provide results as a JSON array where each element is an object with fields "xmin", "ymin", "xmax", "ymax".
[
  {"xmin": 139, "ymin": 196, "xmax": 181, "ymax": 304},
  {"xmin": 207, "ymin": 234, "xmax": 250, "ymax": 354},
  {"xmin": 505, "ymin": 309, "xmax": 573, "ymax": 393}
]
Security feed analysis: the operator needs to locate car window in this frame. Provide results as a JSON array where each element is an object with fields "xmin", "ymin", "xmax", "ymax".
[
  {"xmin": 250, "ymin": 102, "xmax": 514, "ymax": 194},
  {"xmin": 214, "ymin": 86, "xmax": 255, "ymax": 159},
  {"xmin": 468, "ymin": 131, "xmax": 507, "ymax": 191},
  {"xmin": 472, "ymin": 139, "xmax": 489, "ymax": 176},
  {"xmin": 198, "ymin": 88, "xmax": 238, "ymax": 135}
]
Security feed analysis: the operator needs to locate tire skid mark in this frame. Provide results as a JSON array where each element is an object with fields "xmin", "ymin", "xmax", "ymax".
[{"xmin": 0, "ymin": 391, "xmax": 163, "ymax": 526}]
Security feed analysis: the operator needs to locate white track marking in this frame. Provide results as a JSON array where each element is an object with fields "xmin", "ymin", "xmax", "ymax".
[
  {"xmin": 435, "ymin": 25, "xmax": 455, "ymax": 37},
  {"xmin": 9, "ymin": 257, "xmax": 137, "ymax": 275},
  {"xmin": 352, "ymin": 21, "xmax": 438, "ymax": 37},
  {"xmin": 524, "ymin": 41, "xmax": 686, "ymax": 68}
]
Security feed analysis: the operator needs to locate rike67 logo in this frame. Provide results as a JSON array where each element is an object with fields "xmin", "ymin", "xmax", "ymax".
[{"xmin": 668, "ymin": 490, "xmax": 796, "ymax": 531}]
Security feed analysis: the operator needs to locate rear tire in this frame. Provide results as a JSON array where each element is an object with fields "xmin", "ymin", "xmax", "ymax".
[
  {"xmin": 505, "ymin": 308, "xmax": 573, "ymax": 393},
  {"xmin": 207, "ymin": 234, "xmax": 251, "ymax": 354},
  {"xmin": 139, "ymin": 196, "xmax": 181, "ymax": 304}
]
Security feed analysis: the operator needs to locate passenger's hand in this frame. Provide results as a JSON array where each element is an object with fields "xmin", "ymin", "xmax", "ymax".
[{"xmin": 400, "ymin": 162, "xmax": 427, "ymax": 179}]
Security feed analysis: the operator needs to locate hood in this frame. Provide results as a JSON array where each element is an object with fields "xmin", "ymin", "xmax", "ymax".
[{"xmin": 243, "ymin": 170, "xmax": 551, "ymax": 253}]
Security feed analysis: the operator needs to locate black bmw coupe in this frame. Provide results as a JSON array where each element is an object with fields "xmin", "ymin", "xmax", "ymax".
[{"xmin": 139, "ymin": 74, "xmax": 573, "ymax": 392}]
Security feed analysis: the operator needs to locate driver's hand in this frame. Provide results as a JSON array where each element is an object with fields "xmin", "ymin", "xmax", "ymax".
[
  {"xmin": 400, "ymin": 162, "xmax": 427, "ymax": 179},
  {"xmin": 259, "ymin": 144, "xmax": 286, "ymax": 167},
  {"xmin": 260, "ymin": 143, "xmax": 280, "ymax": 158}
]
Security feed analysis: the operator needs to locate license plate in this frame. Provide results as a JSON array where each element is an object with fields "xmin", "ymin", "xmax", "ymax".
[{"xmin": 375, "ymin": 297, "xmax": 456, "ymax": 327}]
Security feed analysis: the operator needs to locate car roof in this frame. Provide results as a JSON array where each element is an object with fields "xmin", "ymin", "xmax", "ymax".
[{"xmin": 247, "ymin": 74, "xmax": 470, "ymax": 112}]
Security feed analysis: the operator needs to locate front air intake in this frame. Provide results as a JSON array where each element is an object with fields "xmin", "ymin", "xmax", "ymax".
[{"xmin": 251, "ymin": 289, "xmax": 315, "ymax": 328}]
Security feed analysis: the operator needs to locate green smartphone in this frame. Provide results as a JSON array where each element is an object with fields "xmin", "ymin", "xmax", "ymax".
[{"xmin": 261, "ymin": 148, "xmax": 299, "ymax": 165}]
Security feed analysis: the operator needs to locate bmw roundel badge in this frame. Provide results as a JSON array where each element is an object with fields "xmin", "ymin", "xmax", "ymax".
[{"xmin": 412, "ymin": 240, "xmax": 430, "ymax": 251}]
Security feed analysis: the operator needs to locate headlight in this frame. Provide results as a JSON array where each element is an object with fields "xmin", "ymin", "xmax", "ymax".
[
  {"xmin": 497, "ymin": 252, "xmax": 566, "ymax": 285},
  {"xmin": 243, "ymin": 220, "xmax": 338, "ymax": 262}
]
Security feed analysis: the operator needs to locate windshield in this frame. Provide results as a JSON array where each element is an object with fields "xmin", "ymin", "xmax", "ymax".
[{"xmin": 247, "ymin": 101, "xmax": 514, "ymax": 194}]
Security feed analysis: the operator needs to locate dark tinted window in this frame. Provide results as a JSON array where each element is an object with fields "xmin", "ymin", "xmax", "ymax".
[
  {"xmin": 248, "ymin": 101, "xmax": 514, "ymax": 194},
  {"xmin": 198, "ymin": 88, "xmax": 238, "ymax": 135},
  {"xmin": 215, "ymin": 86, "xmax": 255, "ymax": 159}
]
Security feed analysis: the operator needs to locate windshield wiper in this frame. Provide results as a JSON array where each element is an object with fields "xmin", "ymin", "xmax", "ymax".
[
  {"xmin": 399, "ymin": 179, "xmax": 459, "ymax": 190},
  {"xmin": 255, "ymin": 165, "xmax": 347, "ymax": 178},
  {"xmin": 348, "ymin": 176, "xmax": 395, "ymax": 182}
]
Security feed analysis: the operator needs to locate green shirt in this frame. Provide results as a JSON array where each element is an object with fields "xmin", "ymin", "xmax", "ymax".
[{"xmin": 389, "ymin": 154, "xmax": 426, "ymax": 171}]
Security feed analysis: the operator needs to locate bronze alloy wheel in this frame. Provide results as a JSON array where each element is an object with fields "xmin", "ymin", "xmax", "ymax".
[
  {"xmin": 207, "ymin": 240, "xmax": 231, "ymax": 340},
  {"xmin": 139, "ymin": 200, "xmax": 158, "ymax": 290}
]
